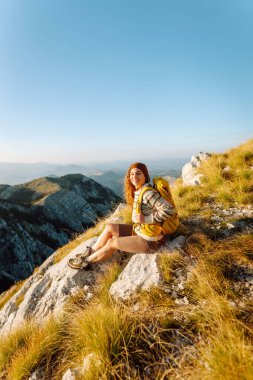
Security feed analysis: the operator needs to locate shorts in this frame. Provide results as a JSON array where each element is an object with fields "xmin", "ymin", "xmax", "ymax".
[{"xmin": 114, "ymin": 224, "xmax": 166, "ymax": 254}]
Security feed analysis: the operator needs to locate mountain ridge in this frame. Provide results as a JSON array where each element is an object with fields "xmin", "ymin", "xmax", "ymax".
[{"xmin": 0, "ymin": 174, "xmax": 120, "ymax": 291}]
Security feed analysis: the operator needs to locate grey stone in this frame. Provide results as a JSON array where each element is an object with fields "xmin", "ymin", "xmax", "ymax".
[
  {"xmin": 182, "ymin": 152, "xmax": 211, "ymax": 186},
  {"xmin": 28, "ymin": 368, "xmax": 45, "ymax": 380},
  {"xmin": 82, "ymin": 353, "xmax": 102, "ymax": 373},
  {"xmin": 175, "ymin": 297, "xmax": 189, "ymax": 306},
  {"xmin": 222, "ymin": 166, "xmax": 231, "ymax": 172},
  {"xmin": 109, "ymin": 253, "xmax": 162, "ymax": 300},
  {"xmin": 62, "ymin": 368, "xmax": 80, "ymax": 380},
  {"xmin": 226, "ymin": 223, "xmax": 235, "ymax": 229}
]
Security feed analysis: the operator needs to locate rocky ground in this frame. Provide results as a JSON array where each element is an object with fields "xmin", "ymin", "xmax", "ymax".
[{"xmin": 183, "ymin": 203, "xmax": 253, "ymax": 238}]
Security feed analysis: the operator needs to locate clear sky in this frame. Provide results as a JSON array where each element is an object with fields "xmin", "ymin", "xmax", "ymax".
[{"xmin": 0, "ymin": 0, "xmax": 252, "ymax": 164}]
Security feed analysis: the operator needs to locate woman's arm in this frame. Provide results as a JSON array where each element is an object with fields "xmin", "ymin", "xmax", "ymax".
[{"xmin": 142, "ymin": 189, "xmax": 176, "ymax": 223}]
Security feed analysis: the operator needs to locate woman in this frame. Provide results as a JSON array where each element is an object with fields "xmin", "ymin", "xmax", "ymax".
[{"xmin": 68, "ymin": 162, "xmax": 176, "ymax": 270}]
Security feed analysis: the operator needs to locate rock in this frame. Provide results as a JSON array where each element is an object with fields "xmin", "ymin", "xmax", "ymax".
[
  {"xmin": 62, "ymin": 368, "xmax": 80, "ymax": 380},
  {"xmin": 182, "ymin": 152, "xmax": 211, "ymax": 186},
  {"xmin": 132, "ymin": 302, "xmax": 140, "ymax": 311},
  {"xmin": 109, "ymin": 235, "xmax": 186, "ymax": 301},
  {"xmin": 62, "ymin": 353, "xmax": 102, "ymax": 380},
  {"xmin": 191, "ymin": 153, "xmax": 211, "ymax": 168},
  {"xmin": 82, "ymin": 353, "xmax": 102, "ymax": 373},
  {"xmin": 226, "ymin": 223, "xmax": 235, "ymax": 229},
  {"xmin": 86, "ymin": 292, "xmax": 94, "ymax": 301},
  {"xmin": 0, "ymin": 237, "xmax": 98, "ymax": 337},
  {"xmin": 174, "ymin": 269, "xmax": 182, "ymax": 277},
  {"xmin": 107, "ymin": 203, "xmax": 127, "ymax": 223},
  {"xmin": 162, "ymin": 235, "xmax": 186, "ymax": 252},
  {"xmin": 182, "ymin": 163, "xmax": 204, "ymax": 186},
  {"xmin": 222, "ymin": 166, "xmax": 232, "ymax": 178},
  {"xmin": 109, "ymin": 253, "xmax": 162, "ymax": 300},
  {"xmin": 233, "ymin": 221, "xmax": 247, "ymax": 229},
  {"xmin": 28, "ymin": 368, "xmax": 45, "ymax": 380},
  {"xmin": 175, "ymin": 297, "xmax": 189, "ymax": 306}
]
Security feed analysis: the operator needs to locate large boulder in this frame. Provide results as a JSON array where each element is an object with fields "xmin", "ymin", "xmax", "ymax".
[
  {"xmin": 182, "ymin": 152, "xmax": 211, "ymax": 186},
  {"xmin": 109, "ymin": 236, "xmax": 186, "ymax": 300}
]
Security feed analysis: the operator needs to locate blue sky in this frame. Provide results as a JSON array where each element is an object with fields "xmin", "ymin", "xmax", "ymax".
[{"xmin": 0, "ymin": 0, "xmax": 252, "ymax": 164}]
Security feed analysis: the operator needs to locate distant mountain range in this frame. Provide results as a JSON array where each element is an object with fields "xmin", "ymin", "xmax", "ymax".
[{"xmin": 0, "ymin": 158, "xmax": 188, "ymax": 196}]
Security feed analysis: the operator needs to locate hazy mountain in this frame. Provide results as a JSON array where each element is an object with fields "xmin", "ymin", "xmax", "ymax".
[
  {"xmin": 0, "ymin": 158, "xmax": 188, "ymax": 186},
  {"xmin": 90, "ymin": 171, "xmax": 124, "ymax": 197}
]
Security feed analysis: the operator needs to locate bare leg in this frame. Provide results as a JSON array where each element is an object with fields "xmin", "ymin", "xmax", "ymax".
[
  {"xmin": 88, "ymin": 236, "xmax": 119, "ymax": 263},
  {"xmin": 92, "ymin": 224, "xmax": 120, "ymax": 252}
]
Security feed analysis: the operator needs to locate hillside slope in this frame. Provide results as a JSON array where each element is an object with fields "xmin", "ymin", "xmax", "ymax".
[{"xmin": 0, "ymin": 140, "xmax": 252, "ymax": 380}]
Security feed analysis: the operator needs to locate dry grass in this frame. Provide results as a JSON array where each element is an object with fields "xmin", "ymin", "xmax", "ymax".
[
  {"xmin": 0, "ymin": 317, "xmax": 66, "ymax": 380},
  {"xmin": 172, "ymin": 139, "xmax": 253, "ymax": 217}
]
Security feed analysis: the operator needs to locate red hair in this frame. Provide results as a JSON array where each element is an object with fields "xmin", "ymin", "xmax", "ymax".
[{"xmin": 124, "ymin": 162, "xmax": 150, "ymax": 206}]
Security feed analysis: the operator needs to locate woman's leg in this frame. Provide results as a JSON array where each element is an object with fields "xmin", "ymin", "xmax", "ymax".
[
  {"xmin": 92, "ymin": 224, "xmax": 120, "ymax": 251},
  {"xmin": 88, "ymin": 236, "xmax": 119, "ymax": 263},
  {"xmin": 68, "ymin": 224, "xmax": 132, "ymax": 270},
  {"xmin": 88, "ymin": 234, "xmax": 152, "ymax": 264}
]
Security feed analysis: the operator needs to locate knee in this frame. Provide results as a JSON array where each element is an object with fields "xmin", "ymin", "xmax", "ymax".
[
  {"xmin": 106, "ymin": 223, "xmax": 118, "ymax": 235},
  {"xmin": 106, "ymin": 236, "xmax": 118, "ymax": 249}
]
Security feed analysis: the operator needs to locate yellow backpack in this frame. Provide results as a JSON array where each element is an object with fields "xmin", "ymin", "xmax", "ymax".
[{"xmin": 135, "ymin": 177, "xmax": 180, "ymax": 237}]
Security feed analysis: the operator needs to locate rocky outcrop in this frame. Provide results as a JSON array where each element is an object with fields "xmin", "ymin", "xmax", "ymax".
[
  {"xmin": 0, "ymin": 174, "xmax": 120, "ymax": 291},
  {"xmin": 110, "ymin": 254, "xmax": 162, "ymax": 301},
  {"xmin": 109, "ymin": 236, "xmax": 186, "ymax": 300},
  {"xmin": 182, "ymin": 152, "xmax": 211, "ymax": 186},
  {"xmin": 0, "ymin": 229, "xmax": 186, "ymax": 337},
  {"xmin": 0, "ymin": 237, "xmax": 98, "ymax": 336}
]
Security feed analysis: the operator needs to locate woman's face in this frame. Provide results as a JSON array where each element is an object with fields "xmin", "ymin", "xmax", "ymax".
[{"xmin": 130, "ymin": 168, "xmax": 146, "ymax": 189}]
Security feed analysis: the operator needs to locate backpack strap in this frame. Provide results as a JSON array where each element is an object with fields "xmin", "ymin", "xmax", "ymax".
[{"xmin": 135, "ymin": 185, "xmax": 154, "ymax": 214}]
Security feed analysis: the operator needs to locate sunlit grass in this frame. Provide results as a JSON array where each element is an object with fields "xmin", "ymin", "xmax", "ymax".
[
  {"xmin": 0, "ymin": 317, "xmax": 66, "ymax": 380},
  {"xmin": 172, "ymin": 139, "xmax": 253, "ymax": 217}
]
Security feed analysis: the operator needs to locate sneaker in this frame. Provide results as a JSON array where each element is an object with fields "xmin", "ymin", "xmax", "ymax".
[
  {"xmin": 75, "ymin": 245, "xmax": 93, "ymax": 259},
  {"xmin": 68, "ymin": 256, "xmax": 91, "ymax": 270}
]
